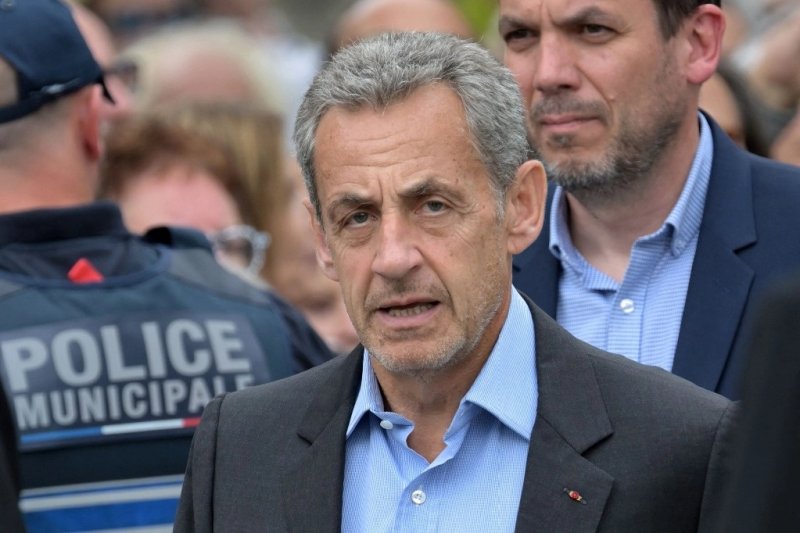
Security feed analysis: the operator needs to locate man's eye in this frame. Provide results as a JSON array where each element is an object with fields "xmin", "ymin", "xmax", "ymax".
[
  {"xmin": 347, "ymin": 212, "xmax": 371, "ymax": 226},
  {"xmin": 423, "ymin": 200, "xmax": 446, "ymax": 213},
  {"xmin": 503, "ymin": 28, "xmax": 534, "ymax": 43},
  {"xmin": 583, "ymin": 24, "xmax": 612, "ymax": 37}
]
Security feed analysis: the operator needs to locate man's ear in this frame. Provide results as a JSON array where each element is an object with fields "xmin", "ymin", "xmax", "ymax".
[
  {"xmin": 505, "ymin": 159, "xmax": 547, "ymax": 255},
  {"xmin": 305, "ymin": 200, "xmax": 339, "ymax": 281},
  {"xmin": 75, "ymin": 85, "xmax": 103, "ymax": 161},
  {"xmin": 683, "ymin": 4, "xmax": 725, "ymax": 85}
]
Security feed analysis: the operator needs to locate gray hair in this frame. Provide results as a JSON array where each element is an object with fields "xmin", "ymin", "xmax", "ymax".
[{"xmin": 293, "ymin": 31, "xmax": 531, "ymax": 221}]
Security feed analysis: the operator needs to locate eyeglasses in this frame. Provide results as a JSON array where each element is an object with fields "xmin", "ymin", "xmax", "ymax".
[
  {"xmin": 103, "ymin": 59, "xmax": 139, "ymax": 94},
  {"xmin": 207, "ymin": 225, "xmax": 270, "ymax": 277}
]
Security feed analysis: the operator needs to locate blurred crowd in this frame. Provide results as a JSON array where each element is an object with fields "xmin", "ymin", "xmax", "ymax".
[
  {"xmin": 1, "ymin": 0, "xmax": 799, "ymax": 530},
  {"xmin": 73, "ymin": 0, "xmax": 363, "ymax": 356},
  {"xmin": 70, "ymin": 0, "xmax": 800, "ymax": 362},
  {"xmin": 702, "ymin": 0, "xmax": 800, "ymax": 163}
]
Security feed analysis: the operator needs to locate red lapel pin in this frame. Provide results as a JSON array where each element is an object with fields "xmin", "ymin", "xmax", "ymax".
[{"xmin": 564, "ymin": 488, "xmax": 587, "ymax": 505}]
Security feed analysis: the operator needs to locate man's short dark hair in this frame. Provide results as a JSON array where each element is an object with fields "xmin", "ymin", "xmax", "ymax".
[{"xmin": 656, "ymin": 0, "xmax": 721, "ymax": 38}]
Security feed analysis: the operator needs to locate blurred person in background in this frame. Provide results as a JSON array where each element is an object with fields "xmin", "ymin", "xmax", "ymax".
[
  {"xmin": 0, "ymin": 1, "xmax": 318, "ymax": 530},
  {"xmin": 83, "ymin": 0, "xmax": 197, "ymax": 47},
  {"xmin": 165, "ymin": 103, "xmax": 285, "ymax": 280},
  {"xmin": 119, "ymin": 19, "xmax": 285, "ymax": 114},
  {"xmin": 100, "ymin": 110, "xmax": 255, "ymax": 239},
  {"xmin": 100, "ymin": 107, "xmax": 341, "ymax": 362},
  {"xmin": 720, "ymin": 0, "xmax": 750, "ymax": 59},
  {"xmin": 201, "ymin": 0, "xmax": 283, "ymax": 34},
  {"xmin": 329, "ymin": 0, "xmax": 475, "ymax": 55},
  {"xmin": 699, "ymin": 0, "xmax": 797, "ymax": 162},
  {"xmin": 700, "ymin": 72, "xmax": 746, "ymax": 148},
  {"xmin": 733, "ymin": 0, "xmax": 800, "ymax": 152},
  {"xmin": 195, "ymin": 0, "xmax": 323, "ymax": 130},
  {"xmin": 82, "ymin": 0, "xmax": 321, "ymax": 133},
  {"xmin": 164, "ymin": 103, "xmax": 359, "ymax": 354},
  {"xmin": 770, "ymin": 109, "xmax": 800, "ymax": 166},
  {"xmin": 276, "ymin": 157, "xmax": 360, "ymax": 354},
  {"xmin": 699, "ymin": 63, "xmax": 769, "ymax": 156}
]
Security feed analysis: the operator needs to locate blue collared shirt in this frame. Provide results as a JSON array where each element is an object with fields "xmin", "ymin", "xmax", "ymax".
[
  {"xmin": 342, "ymin": 289, "xmax": 537, "ymax": 533},
  {"xmin": 550, "ymin": 114, "xmax": 714, "ymax": 371}
]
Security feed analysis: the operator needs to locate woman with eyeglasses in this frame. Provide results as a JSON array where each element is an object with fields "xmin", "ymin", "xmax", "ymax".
[
  {"xmin": 164, "ymin": 102, "xmax": 359, "ymax": 355},
  {"xmin": 99, "ymin": 103, "xmax": 357, "ymax": 358}
]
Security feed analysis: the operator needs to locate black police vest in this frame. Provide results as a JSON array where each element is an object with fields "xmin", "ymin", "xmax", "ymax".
[{"xmin": 0, "ymin": 229, "xmax": 295, "ymax": 530}]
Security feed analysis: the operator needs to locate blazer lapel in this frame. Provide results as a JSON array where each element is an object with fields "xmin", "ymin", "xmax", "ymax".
[
  {"xmin": 671, "ymin": 121, "xmax": 756, "ymax": 392},
  {"xmin": 516, "ymin": 118, "xmax": 757, "ymax": 394},
  {"xmin": 513, "ymin": 186, "xmax": 560, "ymax": 316},
  {"xmin": 516, "ymin": 302, "xmax": 614, "ymax": 532},
  {"xmin": 282, "ymin": 349, "xmax": 364, "ymax": 533},
  {"xmin": 282, "ymin": 302, "xmax": 615, "ymax": 530}
]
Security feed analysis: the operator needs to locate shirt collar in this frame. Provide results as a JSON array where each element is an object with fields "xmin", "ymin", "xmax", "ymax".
[
  {"xmin": 662, "ymin": 113, "xmax": 714, "ymax": 256},
  {"xmin": 549, "ymin": 113, "xmax": 715, "ymax": 261},
  {"xmin": 346, "ymin": 350, "xmax": 385, "ymax": 438},
  {"xmin": 346, "ymin": 288, "xmax": 538, "ymax": 441},
  {"xmin": 462, "ymin": 289, "xmax": 537, "ymax": 439},
  {"xmin": 548, "ymin": 186, "xmax": 570, "ymax": 263}
]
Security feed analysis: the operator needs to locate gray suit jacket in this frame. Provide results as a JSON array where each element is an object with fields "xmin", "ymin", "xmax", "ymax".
[{"xmin": 175, "ymin": 299, "xmax": 736, "ymax": 532}]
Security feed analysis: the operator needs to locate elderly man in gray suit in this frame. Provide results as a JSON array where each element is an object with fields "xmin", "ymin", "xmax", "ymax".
[{"xmin": 175, "ymin": 32, "xmax": 735, "ymax": 532}]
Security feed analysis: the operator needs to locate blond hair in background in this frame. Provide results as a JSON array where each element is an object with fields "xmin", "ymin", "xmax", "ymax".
[
  {"xmin": 166, "ymin": 102, "xmax": 290, "ymax": 282},
  {"xmin": 166, "ymin": 103, "xmax": 358, "ymax": 353},
  {"xmin": 100, "ymin": 102, "xmax": 357, "ymax": 354}
]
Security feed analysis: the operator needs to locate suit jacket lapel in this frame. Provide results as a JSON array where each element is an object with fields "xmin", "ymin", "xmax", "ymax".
[
  {"xmin": 516, "ymin": 118, "xmax": 756, "ymax": 394},
  {"xmin": 516, "ymin": 301, "xmax": 614, "ymax": 532},
  {"xmin": 671, "ymin": 120, "xmax": 755, "ymax": 391},
  {"xmin": 513, "ymin": 186, "xmax": 560, "ymax": 316},
  {"xmin": 282, "ymin": 349, "xmax": 364, "ymax": 533},
  {"xmin": 280, "ymin": 300, "xmax": 615, "ymax": 530}
]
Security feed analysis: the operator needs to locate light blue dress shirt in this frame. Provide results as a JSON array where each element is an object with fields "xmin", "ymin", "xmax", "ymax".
[
  {"xmin": 342, "ymin": 289, "xmax": 537, "ymax": 533},
  {"xmin": 551, "ymin": 114, "xmax": 714, "ymax": 371}
]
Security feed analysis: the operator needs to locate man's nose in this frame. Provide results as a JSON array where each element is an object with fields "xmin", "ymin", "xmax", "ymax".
[
  {"xmin": 533, "ymin": 34, "xmax": 580, "ymax": 95},
  {"xmin": 371, "ymin": 213, "xmax": 423, "ymax": 280}
]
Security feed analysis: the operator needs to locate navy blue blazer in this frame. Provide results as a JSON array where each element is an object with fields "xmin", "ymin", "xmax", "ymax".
[{"xmin": 512, "ymin": 116, "xmax": 800, "ymax": 399}]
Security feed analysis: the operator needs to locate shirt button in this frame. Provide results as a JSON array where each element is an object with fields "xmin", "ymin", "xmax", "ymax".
[
  {"xmin": 619, "ymin": 298, "xmax": 635, "ymax": 314},
  {"xmin": 379, "ymin": 419, "xmax": 393, "ymax": 430},
  {"xmin": 411, "ymin": 489, "xmax": 426, "ymax": 505}
]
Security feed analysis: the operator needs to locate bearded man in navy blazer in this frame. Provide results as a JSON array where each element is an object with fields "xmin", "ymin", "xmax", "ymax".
[
  {"xmin": 175, "ymin": 32, "xmax": 736, "ymax": 532},
  {"xmin": 501, "ymin": 0, "xmax": 800, "ymax": 400}
]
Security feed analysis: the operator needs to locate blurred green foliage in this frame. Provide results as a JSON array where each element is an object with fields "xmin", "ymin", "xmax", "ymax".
[{"xmin": 454, "ymin": 0, "xmax": 497, "ymax": 37}]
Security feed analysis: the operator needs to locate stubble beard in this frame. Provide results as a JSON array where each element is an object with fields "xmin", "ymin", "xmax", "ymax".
[
  {"xmin": 530, "ymin": 59, "xmax": 686, "ymax": 207},
  {"xmin": 363, "ymin": 251, "xmax": 507, "ymax": 382}
]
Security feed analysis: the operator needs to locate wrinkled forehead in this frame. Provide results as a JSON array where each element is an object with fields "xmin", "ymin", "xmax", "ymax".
[
  {"xmin": 498, "ymin": 0, "xmax": 662, "ymax": 24},
  {"xmin": 313, "ymin": 85, "xmax": 485, "ymax": 191}
]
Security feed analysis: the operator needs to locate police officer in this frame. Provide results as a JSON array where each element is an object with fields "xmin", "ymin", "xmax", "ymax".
[{"xmin": 0, "ymin": 1, "xmax": 331, "ymax": 530}]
